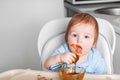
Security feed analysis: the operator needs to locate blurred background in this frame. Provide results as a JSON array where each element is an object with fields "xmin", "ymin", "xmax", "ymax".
[{"xmin": 0, "ymin": 0, "xmax": 64, "ymax": 72}]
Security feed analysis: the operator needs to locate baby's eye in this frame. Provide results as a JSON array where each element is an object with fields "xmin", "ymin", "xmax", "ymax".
[
  {"xmin": 72, "ymin": 34, "xmax": 77, "ymax": 37},
  {"xmin": 84, "ymin": 35, "xmax": 89, "ymax": 38}
]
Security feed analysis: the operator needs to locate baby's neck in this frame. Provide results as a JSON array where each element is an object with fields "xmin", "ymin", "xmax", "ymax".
[{"xmin": 77, "ymin": 53, "xmax": 89, "ymax": 64}]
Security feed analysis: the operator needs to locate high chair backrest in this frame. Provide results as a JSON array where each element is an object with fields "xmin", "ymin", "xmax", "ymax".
[{"xmin": 38, "ymin": 17, "xmax": 116, "ymax": 74}]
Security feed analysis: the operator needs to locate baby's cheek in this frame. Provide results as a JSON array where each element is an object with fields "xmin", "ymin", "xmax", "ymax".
[
  {"xmin": 68, "ymin": 45, "xmax": 74, "ymax": 53},
  {"xmin": 68, "ymin": 39, "xmax": 73, "ymax": 43},
  {"xmin": 68, "ymin": 37, "xmax": 76, "ymax": 43},
  {"xmin": 70, "ymin": 48, "xmax": 75, "ymax": 53},
  {"xmin": 68, "ymin": 40, "xmax": 77, "ymax": 45},
  {"xmin": 84, "ymin": 46, "xmax": 92, "ymax": 54}
]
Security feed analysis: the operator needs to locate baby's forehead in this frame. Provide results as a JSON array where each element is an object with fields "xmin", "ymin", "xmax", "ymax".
[
  {"xmin": 70, "ymin": 23, "xmax": 95, "ymax": 30},
  {"xmin": 70, "ymin": 25, "xmax": 95, "ymax": 33}
]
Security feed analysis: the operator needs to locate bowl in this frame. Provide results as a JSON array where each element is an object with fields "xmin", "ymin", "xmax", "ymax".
[{"xmin": 60, "ymin": 66, "xmax": 85, "ymax": 80}]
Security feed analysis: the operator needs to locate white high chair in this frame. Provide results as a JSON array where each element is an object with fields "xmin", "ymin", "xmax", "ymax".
[{"xmin": 38, "ymin": 17, "xmax": 116, "ymax": 74}]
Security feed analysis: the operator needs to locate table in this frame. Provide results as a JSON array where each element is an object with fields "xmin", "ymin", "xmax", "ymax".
[{"xmin": 0, "ymin": 69, "xmax": 120, "ymax": 80}]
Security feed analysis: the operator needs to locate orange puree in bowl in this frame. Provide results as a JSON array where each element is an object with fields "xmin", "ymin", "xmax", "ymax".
[{"xmin": 60, "ymin": 68, "xmax": 85, "ymax": 80}]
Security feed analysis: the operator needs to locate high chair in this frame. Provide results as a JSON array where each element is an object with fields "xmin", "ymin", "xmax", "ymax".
[{"xmin": 38, "ymin": 17, "xmax": 116, "ymax": 74}]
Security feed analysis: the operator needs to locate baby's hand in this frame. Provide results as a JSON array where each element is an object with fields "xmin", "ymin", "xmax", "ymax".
[{"xmin": 60, "ymin": 52, "xmax": 78, "ymax": 64}]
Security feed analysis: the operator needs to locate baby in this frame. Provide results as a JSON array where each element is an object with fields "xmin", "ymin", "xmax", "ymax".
[{"xmin": 45, "ymin": 13, "xmax": 107, "ymax": 74}]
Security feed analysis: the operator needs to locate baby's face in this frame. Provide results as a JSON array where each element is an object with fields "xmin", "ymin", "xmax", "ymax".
[{"xmin": 68, "ymin": 23, "xmax": 95, "ymax": 56}]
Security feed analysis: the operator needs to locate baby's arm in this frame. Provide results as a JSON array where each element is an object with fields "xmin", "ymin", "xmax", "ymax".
[
  {"xmin": 45, "ymin": 52, "xmax": 77, "ymax": 69},
  {"xmin": 45, "ymin": 54, "xmax": 61, "ymax": 69}
]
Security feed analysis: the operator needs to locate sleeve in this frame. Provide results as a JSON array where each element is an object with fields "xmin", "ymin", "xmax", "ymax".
[
  {"xmin": 94, "ymin": 57, "xmax": 107, "ymax": 74},
  {"xmin": 93, "ymin": 49, "xmax": 107, "ymax": 74},
  {"xmin": 51, "ymin": 43, "xmax": 70, "ymax": 56}
]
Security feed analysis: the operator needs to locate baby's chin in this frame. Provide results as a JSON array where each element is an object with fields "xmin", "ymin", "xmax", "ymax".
[
  {"xmin": 79, "ymin": 52, "xmax": 88, "ymax": 57},
  {"xmin": 76, "ymin": 53, "xmax": 82, "ymax": 56}
]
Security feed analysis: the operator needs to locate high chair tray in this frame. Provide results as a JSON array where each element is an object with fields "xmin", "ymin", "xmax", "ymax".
[{"xmin": 0, "ymin": 69, "xmax": 120, "ymax": 80}]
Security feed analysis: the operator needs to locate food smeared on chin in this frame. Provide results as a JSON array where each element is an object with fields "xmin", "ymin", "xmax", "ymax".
[{"xmin": 71, "ymin": 44, "xmax": 82, "ymax": 63}]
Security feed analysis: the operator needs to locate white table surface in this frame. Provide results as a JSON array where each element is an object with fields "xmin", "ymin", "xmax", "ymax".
[{"xmin": 0, "ymin": 69, "xmax": 120, "ymax": 80}]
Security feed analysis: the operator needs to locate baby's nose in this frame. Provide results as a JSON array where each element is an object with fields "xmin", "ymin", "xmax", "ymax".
[{"xmin": 77, "ymin": 37, "xmax": 82, "ymax": 43}]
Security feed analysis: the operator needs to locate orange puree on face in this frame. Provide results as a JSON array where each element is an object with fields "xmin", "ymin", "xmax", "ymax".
[
  {"xmin": 71, "ymin": 44, "xmax": 82, "ymax": 54},
  {"xmin": 71, "ymin": 44, "xmax": 82, "ymax": 62}
]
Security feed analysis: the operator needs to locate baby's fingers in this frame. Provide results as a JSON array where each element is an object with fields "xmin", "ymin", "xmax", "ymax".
[
  {"xmin": 71, "ymin": 54, "xmax": 79, "ymax": 63},
  {"xmin": 64, "ymin": 55, "xmax": 75, "ymax": 64},
  {"xmin": 66, "ymin": 59, "xmax": 73, "ymax": 64}
]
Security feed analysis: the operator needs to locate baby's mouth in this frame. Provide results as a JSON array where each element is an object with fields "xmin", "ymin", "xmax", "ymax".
[
  {"xmin": 71, "ymin": 44, "xmax": 82, "ymax": 55},
  {"xmin": 71, "ymin": 44, "xmax": 82, "ymax": 63},
  {"xmin": 76, "ymin": 45, "xmax": 82, "ymax": 54}
]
